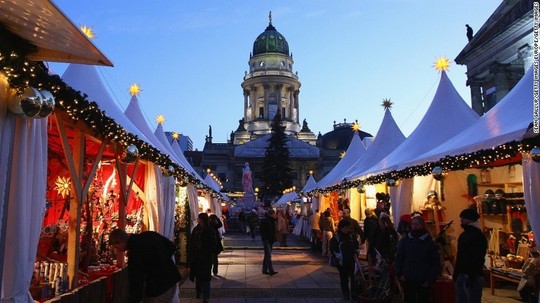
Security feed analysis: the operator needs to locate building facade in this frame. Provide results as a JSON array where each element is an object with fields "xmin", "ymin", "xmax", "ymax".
[
  {"xmin": 455, "ymin": 0, "xmax": 533, "ymax": 115},
  {"xmin": 200, "ymin": 14, "xmax": 372, "ymax": 195}
]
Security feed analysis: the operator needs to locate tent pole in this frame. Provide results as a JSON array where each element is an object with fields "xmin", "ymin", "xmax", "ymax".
[{"xmin": 56, "ymin": 115, "xmax": 84, "ymax": 289}]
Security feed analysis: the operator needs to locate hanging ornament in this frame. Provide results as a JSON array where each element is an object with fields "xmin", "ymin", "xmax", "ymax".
[
  {"xmin": 9, "ymin": 87, "xmax": 42, "ymax": 117},
  {"xmin": 357, "ymin": 186, "xmax": 366, "ymax": 194},
  {"xmin": 162, "ymin": 165, "xmax": 175, "ymax": 177},
  {"xmin": 531, "ymin": 146, "xmax": 540, "ymax": 163},
  {"xmin": 37, "ymin": 90, "xmax": 55, "ymax": 118},
  {"xmin": 386, "ymin": 178, "xmax": 397, "ymax": 187},
  {"xmin": 122, "ymin": 144, "xmax": 139, "ymax": 163},
  {"xmin": 431, "ymin": 166, "xmax": 447, "ymax": 181}
]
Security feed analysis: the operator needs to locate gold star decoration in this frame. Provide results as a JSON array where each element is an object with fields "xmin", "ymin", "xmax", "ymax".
[
  {"xmin": 434, "ymin": 56, "xmax": 451, "ymax": 72},
  {"xmin": 382, "ymin": 98, "xmax": 393, "ymax": 109},
  {"xmin": 156, "ymin": 114, "xmax": 165, "ymax": 125},
  {"xmin": 172, "ymin": 132, "xmax": 181, "ymax": 140},
  {"xmin": 340, "ymin": 151, "xmax": 346, "ymax": 158},
  {"xmin": 54, "ymin": 176, "xmax": 71, "ymax": 198},
  {"xmin": 80, "ymin": 25, "xmax": 95, "ymax": 39},
  {"xmin": 129, "ymin": 83, "xmax": 141, "ymax": 96},
  {"xmin": 351, "ymin": 122, "xmax": 361, "ymax": 132}
]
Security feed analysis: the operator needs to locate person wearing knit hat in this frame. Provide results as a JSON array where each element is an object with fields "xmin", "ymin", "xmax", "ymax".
[
  {"xmin": 459, "ymin": 208, "xmax": 480, "ymax": 221},
  {"xmin": 453, "ymin": 207, "xmax": 488, "ymax": 303}
]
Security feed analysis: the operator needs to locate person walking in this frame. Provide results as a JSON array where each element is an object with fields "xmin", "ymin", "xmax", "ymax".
[
  {"xmin": 330, "ymin": 220, "xmax": 360, "ymax": 301},
  {"xmin": 309, "ymin": 209, "xmax": 321, "ymax": 252},
  {"xmin": 206, "ymin": 209, "xmax": 224, "ymax": 276},
  {"xmin": 259, "ymin": 208, "xmax": 278, "ymax": 275},
  {"xmin": 246, "ymin": 208, "xmax": 259, "ymax": 241},
  {"xmin": 368, "ymin": 212, "xmax": 399, "ymax": 265},
  {"xmin": 188, "ymin": 213, "xmax": 217, "ymax": 303},
  {"xmin": 394, "ymin": 215, "xmax": 441, "ymax": 303},
  {"xmin": 363, "ymin": 208, "xmax": 379, "ymax": 255},
  {"xmin": 277, "ymin": 209, "xmax": 289, "ymax": 247},
  {"xmin": 341, "ymin": 208, "xmax": 365, "ymax": 245},
  {"xmin": 238, "ymin": 210, "xmax": 246, "ymax": 234},
  {"xmin": 109, "ymin": 228, "xmax": 181, "ymax": 303},
  {"xmin": 453, "ymin": 208, "xmax": 488, "ymax": 303},
  {"xmin": 320, "ymin": 209, "xmax": 335, "ymax": 258}
]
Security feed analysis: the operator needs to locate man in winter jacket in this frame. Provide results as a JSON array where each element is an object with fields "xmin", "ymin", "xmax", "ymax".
[
  {"xmin": 259, "ymin": 208, "xmax": 278, "ymax": 275},
  {"xmin": 453, "ymin": 208, "xmax": 488, "ymax": 303},
  {"xmin": 394, "ymin": 215, "xmax": 440, "ymax": 303},
  {"xmin": 109, "ymin": 229, "xmax": 181, "ymax": 303}
]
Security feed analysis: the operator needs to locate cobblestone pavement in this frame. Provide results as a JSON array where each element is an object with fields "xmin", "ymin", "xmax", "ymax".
[{"xmin": 178, "ymin": 232, "xmax": 524, "ymax": 302}]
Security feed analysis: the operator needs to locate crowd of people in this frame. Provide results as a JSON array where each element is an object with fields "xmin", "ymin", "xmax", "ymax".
[{"xmin": 106, "ymin": 198, "xmax": 493, "ymax": 303}]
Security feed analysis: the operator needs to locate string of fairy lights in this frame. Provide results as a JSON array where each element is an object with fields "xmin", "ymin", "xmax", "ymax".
[{"xmin": 0, "ymin": 26, "xmax": 221, "ymax": 196}]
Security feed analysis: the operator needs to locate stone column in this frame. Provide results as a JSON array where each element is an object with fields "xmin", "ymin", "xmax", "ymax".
[
  {"xmin": 289, "ymin": 87, "xmax": 294, "ymax": 121},
  {"xmin": 467, "ymin": 78, "xmax": 484, "ymax": 115},
  {"xmin": 250, "ymin": 86, "xmax": 257, "ymax": 122},
  {"xmin": 243, "ymin": 90, "xmax": 249, "ymax": 123},
  {"xmin": 490, "ymin": 62, "xmax": 510, "ymax": 105},
  {"xmin": 294, "ymin": 90, "xmax": 300, "ymax": 123},
  {"xmin": 519, "ymin": 44, "xmax": 533, "ymax": 73}
]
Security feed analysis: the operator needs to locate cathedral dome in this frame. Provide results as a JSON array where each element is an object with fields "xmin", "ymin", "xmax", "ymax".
[
  {"xmin": 252, "ymin": 19, "xmax": 289, "ymax": 56},
  {"xmin": 320, "ymin": 123, "xmax": 372, "ymax": 150}
]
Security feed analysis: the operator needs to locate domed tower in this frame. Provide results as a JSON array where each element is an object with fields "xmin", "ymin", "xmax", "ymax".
[{"xmin": 235, "ymin": 12, "xmax": 302, "ymax": 144}]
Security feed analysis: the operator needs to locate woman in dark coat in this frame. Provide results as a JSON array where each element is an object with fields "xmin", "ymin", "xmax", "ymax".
[
  {"xmin": 330, "ymin": 220, "xmax": 360, "ymax": 300},
  {"xmin": 189, "ymin": 213, "xmax": 217, "ymax": 303},
  {"xmin": 394, "ymin": 215, "xmax": 441, "ymax": 303}
]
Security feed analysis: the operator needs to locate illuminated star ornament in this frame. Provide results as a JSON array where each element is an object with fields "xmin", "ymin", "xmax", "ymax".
[
  {"xmin": 382, "ymin": 98, "xmax": 393, "ymax": 109},
  {"xmin": 54, "ymin": 176, "xmax": 71, "ymax": 198},
  {"xmin": 351, "ymin": 122, "xmax": 361, "ymax": 132},
  {"xmin": 156, "ymin": 114, "xmax": 166, "ymax": 125},
  {"xmin": 172, "ymin": 132, "xmax": 181, "ymax": 140},
  {"xmin": 434, "ymin": 56, "xmax": 451, "ymax": 72},
  {"xmin": 340, "ymin": 151, "xmax": 346, "ymax": 158},
  {"xmin": 80, "ymin": 25, "xmax": 95, "ymax": 39},
  {"xmin": 129, "ymin": 83, "xmax": 142, "ymax": 96}
]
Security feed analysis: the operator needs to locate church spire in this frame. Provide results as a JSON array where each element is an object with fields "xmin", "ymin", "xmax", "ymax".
[{"xmin": 269, "ymin": 11, "xmax": 272, "ymax": 26}]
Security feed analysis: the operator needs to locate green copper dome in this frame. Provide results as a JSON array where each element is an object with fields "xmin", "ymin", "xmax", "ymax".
[{"xmin": 252, "ymin": 19, "xmax": 289, "ymax": 56}]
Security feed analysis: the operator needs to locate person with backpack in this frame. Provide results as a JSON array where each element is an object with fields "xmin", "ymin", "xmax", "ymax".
[
  {"xmin": 330, "ymin": 219, "xmax": 359, "ymax": 301},
  {"xmin": 206, "ymin": 209, "xmax": 224, "ymax": 276}
]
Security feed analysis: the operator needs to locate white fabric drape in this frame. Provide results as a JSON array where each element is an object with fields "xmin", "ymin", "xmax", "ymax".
[
  {"xmin": 145, "ymin": 164, "xmax": 160, "ymax": 232},
  {"xmin": 1, "ymin": 111, "xmax": 48, "ymax": 303},
  {"xmin": 159, "ymin": 176, "xmax": 175, "ymax": 240},
  {"xmin": 186, "ymin": 185, "xmax": 199, "ymax": 231},
  {"xmin": 522, "ymin": 155, "xmax": 540, "ymax": 246},
  {"xmin": 389, "ymin": 178, "xmax": 413, "ymax": 224}
]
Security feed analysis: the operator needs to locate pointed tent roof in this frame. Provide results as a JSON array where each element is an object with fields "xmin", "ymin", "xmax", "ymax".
[
  {"xmin": 302, "ymin": 174, "xmax": 318, "ymax": 193},
  {"xmin": 124, "ymin": 95, "xmax": 183, "ymax": 166},
  {"xmin": 405, "ymin": 67, "xmax": 533, "ymax": 167},
  {"xmin": 315, "ymin": 131, "xmax": 367, "ymax": 190},
  {"xmin": 344, "ymin": 109, "xmax": 406, "ymax": 181},
  {"xmin": 154, "ymin": 123, "xmax": 204, "ymax": 182},
  {"xmin": 274, "ymin": 191, "xmax": 300, "ymax": 207},
  {"xmin": 62, "ymin": 64, "xmax": 154, "ymax": 148},
  {"xmin": 363, "ymin": 71, "xmax": 479, "ymax": 176}
]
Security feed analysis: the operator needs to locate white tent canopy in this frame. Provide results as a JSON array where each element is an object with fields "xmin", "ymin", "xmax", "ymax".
[
  {"xmin": 302, "ymin": 175, "xmax": 317, "ymax": 193},
  {"xmin": 315, "ymin": 131, "xmax": 367, "ymax": 190},
  {"xmin": 345, "ymin": 109, "xmax": 406, "ymax": 181},
  {"xmin": 404, "ymin": 67, "xmax": 533, "ymax": 168},
  {"xmin": 62, "ymin": 64, "xmax": 155, "ymax": 149},
  {"xmin": 362, "ymin": 71, "xmax": 479, "ymax": 177},
  {"xmin": 274, "ymin": 191, "xmax": 300, "ymax": 207}
]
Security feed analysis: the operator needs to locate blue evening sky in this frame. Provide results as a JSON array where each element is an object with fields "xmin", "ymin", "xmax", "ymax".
[{"xmin": 49, "ymin": 0, "xmax": 501, "ymax": 150}]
